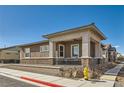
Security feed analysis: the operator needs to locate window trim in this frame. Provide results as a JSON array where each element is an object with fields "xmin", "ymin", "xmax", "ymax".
[
  {"xmin": 71, "ymin": 44, "xmax": 79, "ymax": 58},
  {"xmin": 58, "ymin": 44, "xmax": 65, "ymax": 58},
  {"xmin": 40, "ymin": 45, "xmax": 49, "ymax": 52},
  {"xmin": 24, "ymin": 48, "xmax": 31, "ymax": 58}
]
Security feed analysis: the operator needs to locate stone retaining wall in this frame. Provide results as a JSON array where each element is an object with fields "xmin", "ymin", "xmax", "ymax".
[{"xmin": 20, "ymin": 58, "xmax": 54, "ymax": 65}]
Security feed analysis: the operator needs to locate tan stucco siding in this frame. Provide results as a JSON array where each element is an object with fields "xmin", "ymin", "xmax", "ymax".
[
  {"xmin": 50, "ymin": 29, "xmax": 88, "ymax": 41},
  {"xmin": 0, "ymin": 50, "xmax": 19, "ymax": 60},
  {"xmin": 30, "ymin": 51, "xmax": 49, "ymax": 57},
  {"xmin": 49, "ymin": 29, "xmax": 101, "ymax": 42},
  {"xmin": 20, "ymin": 42, "xmax": 49, "ymax": 59}
]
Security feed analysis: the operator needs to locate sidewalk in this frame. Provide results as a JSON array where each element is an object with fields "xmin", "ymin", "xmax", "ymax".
[
  {"xmin": 101, "ymin": 64, "xmax": 123, "ymax": 81},
  {"xmin": 0, "ymin": 63, "xmax": 123, "ymax": 87}
]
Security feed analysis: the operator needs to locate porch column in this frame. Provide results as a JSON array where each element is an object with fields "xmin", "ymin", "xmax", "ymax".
[
  {"xmin": 82, "ymin": 31, "xmax": 90, "ymax": 58},
  {"xmin": 49, "ymin": 40, "xmax": 54, "ymax": 65},
  {"xmin": 98, "ymin": 43, "xmax": 102, "ymax": 57},
  {"xmin": 49, "ymin": 40, "xmax": 54, "ymax": 58},
  {"xmin": 53, "ymin": 42, "xmax": 57, "ymax": 58},
  {"xmin": 81, "ymin": 31, "xmax": 91, "ymax": 66},
  {"xmin": 81, "ymin": 31, "xmax": 93, "ymax": 78}
]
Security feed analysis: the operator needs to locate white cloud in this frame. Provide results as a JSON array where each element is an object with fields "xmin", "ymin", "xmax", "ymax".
[{"xmin": 113, "ymin": 45, "xmax": 120, "ymax": 48}]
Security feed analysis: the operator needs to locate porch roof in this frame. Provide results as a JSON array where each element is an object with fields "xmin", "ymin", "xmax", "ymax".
[{"xmin": 43, "ymin": 23, "xmax": 107, "ymax": 40}]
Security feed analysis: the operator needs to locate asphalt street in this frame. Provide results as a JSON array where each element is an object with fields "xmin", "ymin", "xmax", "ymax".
[{"xmin": 0, "ymin": 75, "xmax": 37, "ymax": 87}]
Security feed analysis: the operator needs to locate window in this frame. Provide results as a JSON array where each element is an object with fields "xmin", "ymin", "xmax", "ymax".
[
  {"xmin": 71, "ymin": 44, "xmax": 79, "ymax": 58},
  {"xmin": 24, "ymin": 48, "xmax": 30, "ymax": 58},
  {"xmin": 40, "ymin": 45, "xmax": 49, "ymax": 52},
  {"xmin": 59, "ymin": 45, "xmax": 65, "ymax": 57}
]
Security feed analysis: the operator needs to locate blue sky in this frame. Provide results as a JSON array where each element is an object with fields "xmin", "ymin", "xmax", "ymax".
[{"xmin": 0, "ymin": 5, "xmax": 124, "ymax": 54}]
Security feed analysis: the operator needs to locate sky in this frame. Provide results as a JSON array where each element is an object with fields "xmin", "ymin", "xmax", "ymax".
[{"xmin": 0, "ymin": 5, "xmax": 124, "ymax": 54}]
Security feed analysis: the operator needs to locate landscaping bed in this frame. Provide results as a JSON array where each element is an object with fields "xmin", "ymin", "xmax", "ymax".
[
  {"xmin": 92, "ymin": 62, "xmax": 118, "ymax": 79},
  {"xmin": 115, "ymin": 65, "xmax": 124, "ymax": 87}
]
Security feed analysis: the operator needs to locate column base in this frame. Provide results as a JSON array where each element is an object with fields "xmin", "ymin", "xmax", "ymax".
[
  {"xmin": 81, "ymin": 58, "xmax": 92, "ymax": 66},
  {"xmin": 81, "ymin": 58, "xmax": 93, "ymax": 79}
]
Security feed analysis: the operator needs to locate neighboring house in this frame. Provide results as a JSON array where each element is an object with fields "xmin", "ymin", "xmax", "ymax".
[
  {"xmin": 108, "ymin": 47, "xmax": 116, "ymax": 62},
  {"xmin": 102, "ymin": 44, "xmax": 116, "ymax": 62},
  {"xmin": 0, "ymin": 46, "xmax": 20, "ymax": 63},
  {"xmin": 19, "ymin": 23, "xmax": 107, "ymax": 66}
]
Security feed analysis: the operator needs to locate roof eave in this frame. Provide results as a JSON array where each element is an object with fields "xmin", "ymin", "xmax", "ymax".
[
  {"xmin": 42, "ymin": 23, "xmax": 94, "ymax": 39},
  {"xmin": 91, "ymin": 25, "xmax": 107, "ymax": 40},
  {"xmin": 19, "ymin": 40, "xmax": 49, "ymax": 47},
  {"xmin": 42, "ymin": 23, "xmax": 107, "ymax": 40}
]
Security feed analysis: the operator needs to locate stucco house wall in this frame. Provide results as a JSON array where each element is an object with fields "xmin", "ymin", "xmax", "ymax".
[
  {"xmin": 20, "ymin": 42, "xmax": 49, "ymax": 59},
  {"xmin": 0, "ymin": 47, "xmax": 20, "ymax": 63},
  {"xmin": 0, "ymin": 50, "xmax": 19, "ymax": 60},
  {"xmin": 20, "ymin": 42, "xmax": 53, "ymax": 64}
]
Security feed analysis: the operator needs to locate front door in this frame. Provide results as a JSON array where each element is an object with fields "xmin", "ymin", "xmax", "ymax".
[{"xmin": 59, "ymin": 44, "xmax": 65, "ymax": 58}]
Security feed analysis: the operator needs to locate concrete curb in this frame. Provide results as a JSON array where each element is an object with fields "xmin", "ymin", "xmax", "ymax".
[{"xmin": 20, "ymin": 76, "xmax": 64, "ymax": 87}]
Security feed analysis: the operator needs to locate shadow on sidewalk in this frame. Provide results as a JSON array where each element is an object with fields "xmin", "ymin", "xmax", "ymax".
[{"xmin": 80, "ymin": 79, "xmax": 106, "ymax": 83}]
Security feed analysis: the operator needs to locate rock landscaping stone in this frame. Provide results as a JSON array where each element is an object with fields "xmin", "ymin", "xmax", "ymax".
[{"xmin": 57, "ymin": 66, "xmax": 84, "ymax": 78}]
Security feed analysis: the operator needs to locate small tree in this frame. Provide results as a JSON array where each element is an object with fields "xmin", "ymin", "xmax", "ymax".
[{"xmin": 117, "ymin": 53, "xmax": 124, "ymax": 61}]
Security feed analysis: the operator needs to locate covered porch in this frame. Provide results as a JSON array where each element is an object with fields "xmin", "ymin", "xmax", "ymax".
[{"xmin": 48, "ymin": 31, "xmax": 102, "ymax": 65}]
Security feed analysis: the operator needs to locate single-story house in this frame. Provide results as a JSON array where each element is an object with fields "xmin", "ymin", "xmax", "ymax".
[
  {"xmin": 0, "ymin": 46, "xmax": 20, "ymax": 63},
  {"xmin": 19, "ymin": 23, "xmax": 107, "ymax": 68}
]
